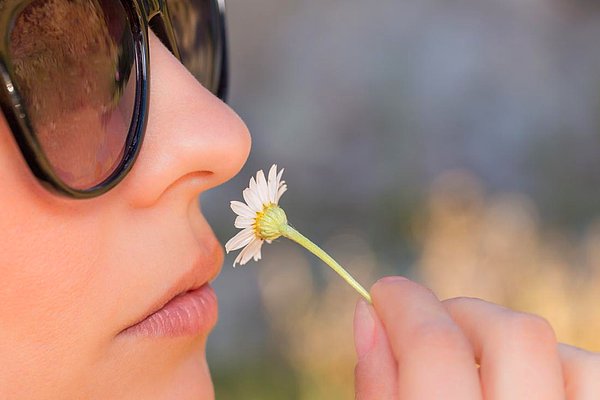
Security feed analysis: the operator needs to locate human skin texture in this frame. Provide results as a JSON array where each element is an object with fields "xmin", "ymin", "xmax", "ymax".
[
  {"xmin": 354, "ymin": 277, "xmax": 600, "ymax": 399},
  {"xmin": 0, "ymin": 31, "xmax": 250, "ymax": 399}
]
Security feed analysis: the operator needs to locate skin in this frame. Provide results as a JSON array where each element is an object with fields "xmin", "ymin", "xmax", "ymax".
[
  {"xmin": 354, "ymin": 277, "xmax": 600, "ymax": 399},
  {"xmin": 1, "ymin": 14, "xmax": 597, "ymax": 400},
  {"xmin": 0, "ymin": 32, "xmax": 250, "ymax": 399}
]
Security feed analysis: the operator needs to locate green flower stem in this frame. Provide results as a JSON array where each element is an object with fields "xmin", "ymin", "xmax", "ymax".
[{"xmin": 280, "ymin": 224, "xmax": 372, "ymax": 303}]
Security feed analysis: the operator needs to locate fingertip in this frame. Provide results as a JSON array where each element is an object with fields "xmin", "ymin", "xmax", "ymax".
[
  {"xmin": 375, "ymin": 275, "xmax": 410, "ymax": 285},
  {"xmin": 371, "ymin": 275, "xmax": 409, "ymax": 294},
  {"xmin": 371, "ymin": 275, "xmax": 428, "ymax": 307}
]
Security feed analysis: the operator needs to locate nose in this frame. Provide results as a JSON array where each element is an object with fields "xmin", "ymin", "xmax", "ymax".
[{"xmin": 118, "ymin": 31, "xmax": 251, "ymax": 207}]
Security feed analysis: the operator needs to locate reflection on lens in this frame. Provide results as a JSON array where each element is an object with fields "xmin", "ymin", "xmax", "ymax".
[
  {"xmin": 166, "ymin": 0, "xmax": 219, "ymax": 93},
  {"xmin": 9, "ymin": 0, "xmax": 136, "ymax": 190}
]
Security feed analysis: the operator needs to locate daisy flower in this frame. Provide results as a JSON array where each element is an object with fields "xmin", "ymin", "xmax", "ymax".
[
  {"xmin": 225, "ymin": 164, "xmax": 371, "ymax": 303},
  {"xmin": 225, "ymin": 164, "xmax": 287, "ymax": 266}
]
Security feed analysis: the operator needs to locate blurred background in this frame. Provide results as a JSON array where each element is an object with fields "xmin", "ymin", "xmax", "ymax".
[{"xmin": 201, "ymin": 0, "xmax": 600, "ymax": 398}]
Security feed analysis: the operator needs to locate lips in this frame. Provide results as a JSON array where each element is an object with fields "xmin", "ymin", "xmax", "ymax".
[
  {"xmin": 119, "ymin": 283, "xmax": 218, "ymax": 337},
  {"xmin": 118, "ymin": 242, "xmax": 223, "ymax": 338}
]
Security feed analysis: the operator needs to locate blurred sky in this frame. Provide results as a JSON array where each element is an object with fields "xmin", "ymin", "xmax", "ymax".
[{"xmin": 202, "ymin": 0, "xmax": 600, "ymax": 389}]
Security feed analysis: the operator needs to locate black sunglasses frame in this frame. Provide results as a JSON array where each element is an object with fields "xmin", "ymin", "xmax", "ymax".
[{"xmin": 0, "ymin": 0, "xmax": 228, "ymax": 199}]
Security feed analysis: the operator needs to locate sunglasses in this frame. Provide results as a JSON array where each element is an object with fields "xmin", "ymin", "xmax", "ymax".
[{"xmin": 0, "ymin": 0, "xmax": 228, "ymax": 198}]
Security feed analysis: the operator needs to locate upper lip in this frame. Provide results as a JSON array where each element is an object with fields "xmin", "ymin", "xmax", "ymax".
[{"xmin": 122, "ymin": 241, "xmax": 223, "ymax": 331}]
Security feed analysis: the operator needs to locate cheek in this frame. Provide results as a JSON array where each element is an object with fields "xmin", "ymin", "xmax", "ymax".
[
  {"xmin": 0, "ymin": 157, "xmax": 116, "ymax": 393},
  {"xmin": 0, "ymin": 202, "xmax": 105, "ymax": 348},
  {"xmin": 0, "ymin": 212, "xmax": 98, "ymax": 330},
  {"xmin": 0, "ymin": 99, "xmax": 126, "ymax": 341}
]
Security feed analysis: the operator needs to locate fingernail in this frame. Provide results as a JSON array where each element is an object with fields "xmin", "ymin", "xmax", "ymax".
[
  {"xmin": 354, "ymin": 299, "xmax": 375, "ymax": 360},
  {"xmin": 378, "ymin": 276, "xmax": 409, "ymax": 285}
]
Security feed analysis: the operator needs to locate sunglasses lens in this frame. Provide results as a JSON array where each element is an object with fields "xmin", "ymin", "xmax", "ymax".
[
  {"xmin": 166, "ymin": 0, "xmax": 224, "ymax": 97},
  {"xmin": 9, "ymin": 0, "xmax": 137, "ymax": 190}
]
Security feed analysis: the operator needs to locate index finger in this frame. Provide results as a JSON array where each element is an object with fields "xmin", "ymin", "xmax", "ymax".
[{"xmin": 371, "ymin": 277, "xmax": 482, "ymax": 400}]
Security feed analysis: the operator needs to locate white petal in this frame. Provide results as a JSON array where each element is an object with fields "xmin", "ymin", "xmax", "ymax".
[
  {"xmin": 277, "ymin": 180, "xmax": 286, "ymax": 196},
  {"xmin": 268, "ymin": 164, "xmax": 278, "ymax": 180},
  {"xmin": 276, "ymin": 184, "xmax": 287, "ymax": 203},
  {"xmin": 234, "ymin": 216, "xmax": 254, "ymax": 229},
  {"xmin": 249, "ymin": 176, "xmax": 258, "ymax": 195},
  {"xmin": 230, "ymin": 201, "xmax": 255, "ymax": 218},
  {"xmin": 232, "ymin": 237, "xmax": 261, "ymax": 267},
  {"xmin": 243, "ymin": 187, "xmax": 263, "ymax": 212},
  {"xmin": 267, "ymin": 164, "xmax": 278, "ymax": 203},
  {"xmin": 237, "ymin": 239, "xmax": 263, "ymax": 266},
  {"xmin": 253, "ymin": 247, "xmax": 262, "ymax": 261},
  {"xmin": 256, "ymin": 170, "xmax": 269, "ymax": 205},
  {"xmin": 277, "ymin": 168, "xmax": 284, "ymax": 183},
  {"xmin": 233, "ymin": 251, "xmax": 244, "ymax": 267},
  {"xmin": 225, "ymin": 227, "xmax": 255, "ymax": 252}
]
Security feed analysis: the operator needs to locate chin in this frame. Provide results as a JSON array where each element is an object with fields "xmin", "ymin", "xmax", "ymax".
[
  {"xmin": 96, "ymin": 336, "xmax": 215, "ymax": 400},
  {"xmin": 156, "ymin": 351, "xmax": 215, "ymax": 400},
  {"xmin": 137, "ymin": 342, "xmax": 214, "ymax": 400}
]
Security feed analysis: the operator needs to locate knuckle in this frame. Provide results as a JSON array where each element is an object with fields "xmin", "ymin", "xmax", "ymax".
[
  {"xmin": 444, "ymin": 296, "xmax": 481, "ymax": 308},
  {"xmin": 409, "ymin": 320, "xmax": 470, "ymax": 353},
  {"xmin": 577, "ymin": 351, "xmax": 600, "ymax": 376},
  {"xmin": 560, "ymin": 347, "xmax": 600, "ymax": 397},
  {"xmin": 503, "ymin": 312, "xmax": 556, "ymax": 349},
  {"xmin": 566, "ymin": 350, "xmax": 600, "ymax": 390}
]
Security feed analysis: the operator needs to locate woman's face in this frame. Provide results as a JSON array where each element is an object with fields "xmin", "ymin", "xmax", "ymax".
[{"xmin": 0, "ymin": 31, "xmax": 251, "ymax": 399}]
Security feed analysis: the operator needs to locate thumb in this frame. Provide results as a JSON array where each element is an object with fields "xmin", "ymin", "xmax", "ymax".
[{"xmin": 354, "ymin": 299, "xmax": 398, "ymax": 400}]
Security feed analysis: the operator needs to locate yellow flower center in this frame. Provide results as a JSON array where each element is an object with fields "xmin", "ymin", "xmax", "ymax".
[{"xmin": 254, "ymin": 204, "xmax": 288, "ymax": 241}]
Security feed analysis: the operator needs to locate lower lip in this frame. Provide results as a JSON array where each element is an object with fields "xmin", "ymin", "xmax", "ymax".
[{"xmin": 120, "ymin": 284, "xmax": 218, "ymax": 338}]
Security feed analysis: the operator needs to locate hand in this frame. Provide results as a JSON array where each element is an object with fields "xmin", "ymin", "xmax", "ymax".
[{"xmin": 353, "ymin": 276, "xmax": 600, "ymax": 399}]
